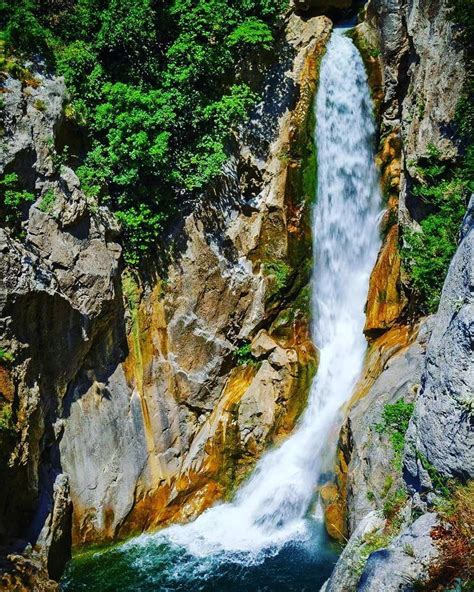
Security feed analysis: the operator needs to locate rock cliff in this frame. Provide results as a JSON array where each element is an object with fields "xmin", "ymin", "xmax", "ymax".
[{"xmin": 0, "ymin": 12, "xmax": 331, "ymax": 586}]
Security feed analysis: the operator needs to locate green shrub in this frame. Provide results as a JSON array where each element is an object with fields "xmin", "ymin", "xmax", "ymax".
[
  {"xmin": 0, "ymin": 172, "xmax": 35, "ymax": 230},
  {"xmin": 401, "ymin": 147, "xmax": 470, "ymax": 314},
  {"xmin": 39, "ymin": 188, "xmax": 56, "ymax": 213},
  {"xmin": 1, "ymin": 0, "xmax": 289, "ymax": 265},
  {"xmin": 227, "ymin": 18, "xmax": 274, "ymax": 51},
  {"xmin": 235, "ymin": 342, "xmax": 257, "ymax": 366},
  {"xmin": 375, "ymin": 399, "xmax": 415, "ymax": 469}
]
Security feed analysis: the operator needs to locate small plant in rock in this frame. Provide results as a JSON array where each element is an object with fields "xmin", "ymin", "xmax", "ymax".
[
  {"xmin": 375, "ymin": 399, "xmax": 415, "ymax": 469},
  {"xmin": 0, "ymin": 172, "xmax": 35, "ymax": 231},
  {"xmin": 0, "ymin": 403, "xmax": 14, "ymax": 434},
  {"xmin": 381, "ymin": 475, "xmax": 394, "ymax": 498},
  {"xmin": 0, "ymin": 348, "xmax": 14, "ymax": 363},
  {"xmin": 383, "ymin": 488, "xmax": 408, "ymax": 522},
  {"xmin": 403, "ymin": 542, "xmax": 415, "ymax": 557},
  {"xmin": 39, "ymin": 189, "xmax": 56, "ymax": 213},
  {"xmin": 235, "ymin": 342, "xmax": 257, "ymax": 366},
  {"xmin": 33, "ymin": 98, "xmax": 46, "ymax": 111},
  {"xmin": 263, "ymin": 260, "xmax": 292, "ymax": 294},
  {"xmin": 354, "ymin": 529, "xmax": 391, "ymax": 577}
]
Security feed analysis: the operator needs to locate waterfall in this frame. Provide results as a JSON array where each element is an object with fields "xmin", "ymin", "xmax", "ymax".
[
  {"xmin": 134, "ymin": 29, "xmax": 382, "ymax": 559},
  {"xmin": 62, "ymin": 30, "xmax": 383, "ymax": 590}
]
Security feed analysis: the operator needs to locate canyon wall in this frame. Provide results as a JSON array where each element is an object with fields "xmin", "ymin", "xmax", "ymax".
[{"xmin": 0, "ymin": 12, "xmax": 331, "ymax": 588}]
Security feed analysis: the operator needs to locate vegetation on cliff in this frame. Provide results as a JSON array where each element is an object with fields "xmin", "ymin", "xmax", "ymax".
[
  {"xmin": 1, "ymin": 0, "xmax": 288, "ymax": 263},
  {"xmin": 400, "ymin": 0, "xmax": 473, "ymax": 314}
]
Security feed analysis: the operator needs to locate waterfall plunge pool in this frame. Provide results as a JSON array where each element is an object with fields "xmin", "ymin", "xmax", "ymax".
[{"xmin": 62, "ymin": 521, "xmax": 340, "ymax": 591}]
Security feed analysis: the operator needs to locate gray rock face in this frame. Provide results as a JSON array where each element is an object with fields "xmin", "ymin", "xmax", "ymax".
[
  {"xmin": 0, "ymin": 69, "xmax": 122, "ymax": 580},
  {"xmin": 323, "ymin": 511, "xmax": 386, "ymax": 592},
  {"xmin": 341, "ymin": 322, "xmax": 431, "ymax": 534},
  {"xmin": 358, "ymin": 512, "xmax": 441, "ymax": 591},
  {"xmin": 367, "ymin": 0, "xmax": 465, "ymax": 224},
  {"xmin": 405, "ymin": 202, "xmax": 474, "ymax": 486}
]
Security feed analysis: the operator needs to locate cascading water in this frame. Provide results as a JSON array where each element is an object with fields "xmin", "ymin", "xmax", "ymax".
[{"xmin": 62, "ymin": 30, "xmax": 383, "ymax": 592}]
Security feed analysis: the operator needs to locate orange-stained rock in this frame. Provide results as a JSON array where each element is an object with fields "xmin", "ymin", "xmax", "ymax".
[
  {"xmin": 365, "ymin": 225, "xmax": 407, "ymax": 335},
  {"xmin": 320, "ymin": 482, "xmax": 346, "ymax": 541},
  {"xmin": 348, "ymin": 323, "xmax": 420, "ymax": 410},
  {"xmin": 0, "ymin": 365, "xmax": 14, "ymax": 401}
]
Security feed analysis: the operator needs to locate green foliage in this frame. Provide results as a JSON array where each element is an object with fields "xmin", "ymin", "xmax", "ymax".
[
  {"xmin": 0, "ymin": 403, "xmax": 13, "ymax": 434},
  {"xmin": 263, "ymin": 260, "xmax": 292, "ymax": 293},
  {"xmin": 0, "ymin": 348, "xmax": 14, "ymax": 363},
  {"xmin": 381, "ymin": 474, "xmax": 394, "ymax": 498},
  {"xmin": 383, "ymin": 488, "xmax": 408, "ymax": 521},
  {"xmin": 39, "ymin": 189, "xmax": 56, "ymax": 213},
  {"xmin": 115, "ymin": 205, "xmax": 164, "ymax": 266},
  {"xmin": 354, "ymin": 529, "xmax": 392, "ymax": 577},
  {"xmin": 375, "ymin": 399, "xmax": 415, "ymax": 470},
  {"xmin": 228, "ymin": 18, "xmax": 273, "ymax": 51},
  {"xmin": 401, "ymin": 145, "xmax": 471, "ymax": 313},
  {"xmin": 33, "ymin": 98, "xmax": 46, "ymax": 111},
  {"xmin": 0, "ymin": 172, "xmax": 35, "ymax": 230},
  {"xmin": 2, "ymin": 0, "xmax": 288, "ymax": 264},
  {"xmin": 235, "ymin": 342, "xmax": 257, "ymax": 366}
]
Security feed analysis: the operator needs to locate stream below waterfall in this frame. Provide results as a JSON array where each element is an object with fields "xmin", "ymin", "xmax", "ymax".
[{"xmin": 62, "ymin": 28, "xmax": 382, "ymax": 592}]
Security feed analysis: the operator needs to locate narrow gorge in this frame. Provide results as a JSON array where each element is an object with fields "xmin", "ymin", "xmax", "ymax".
[{"xmin": 0, "ymin": 1, "xmax": 472, "ymax": 591}]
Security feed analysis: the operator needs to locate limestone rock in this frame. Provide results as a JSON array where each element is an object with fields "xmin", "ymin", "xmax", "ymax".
[
  {"xmin": 323, "ymin": 511, "xmax": 386, "ymax": 592},
  {"xmin": 358, "ymin": 513, "xmax": 441, "ymax": 591},
  {"xmin": 405, "ymin": 202, "xmax": 474, "ymax": 485}
]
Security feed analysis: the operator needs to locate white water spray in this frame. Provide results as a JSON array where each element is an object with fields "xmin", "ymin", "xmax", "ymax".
[{"xmin": 129, "ymin": 30, "xmax": 382, "ymax": 561}]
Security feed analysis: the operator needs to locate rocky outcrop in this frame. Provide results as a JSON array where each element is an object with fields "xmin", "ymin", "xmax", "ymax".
[
  {"xmin": 0, "ymin": 11, "xmax": 332, "ymax": 584},
  {"xmin": 358, "ymin": 512, "xmax": 442, "ymax": 591},
  {"xmin": 336, "ymin": 321, "xmax": 430, "ymax": 534},
  {"xmin": 0, "ymin": 67, "xmax": 122, "ymax": 585},
  {"xmin": 405, "ymin": 199, "xmax": 474, "ymax": 486}
]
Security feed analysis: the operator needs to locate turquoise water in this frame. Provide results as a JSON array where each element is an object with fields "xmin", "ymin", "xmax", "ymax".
[{"xmin": 61, "ymin": 520, "xmax": 340, "ymax": 591}]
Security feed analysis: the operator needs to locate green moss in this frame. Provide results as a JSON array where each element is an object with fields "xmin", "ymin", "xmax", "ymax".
[
  {"xmin": 381, "ymin": 475, "xmax": 394, "ymax": 498},
  {"xmin": 0, "ymin": 404, "xmax": 13, "ymax": 434},
  {"xmin": 374, "ymin": 399, "xmax": 415, "ymax": 470},
  {"xmin": 122, "ymin": 272, "xmax": 142, "ymax": 367},
  {"xmin": 33, "ymin": 98, "xmax": 46, "ymax": 112},
  {"xmin": 300, "ymin": 106, "xmax": 318, "ymax": 206}
]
